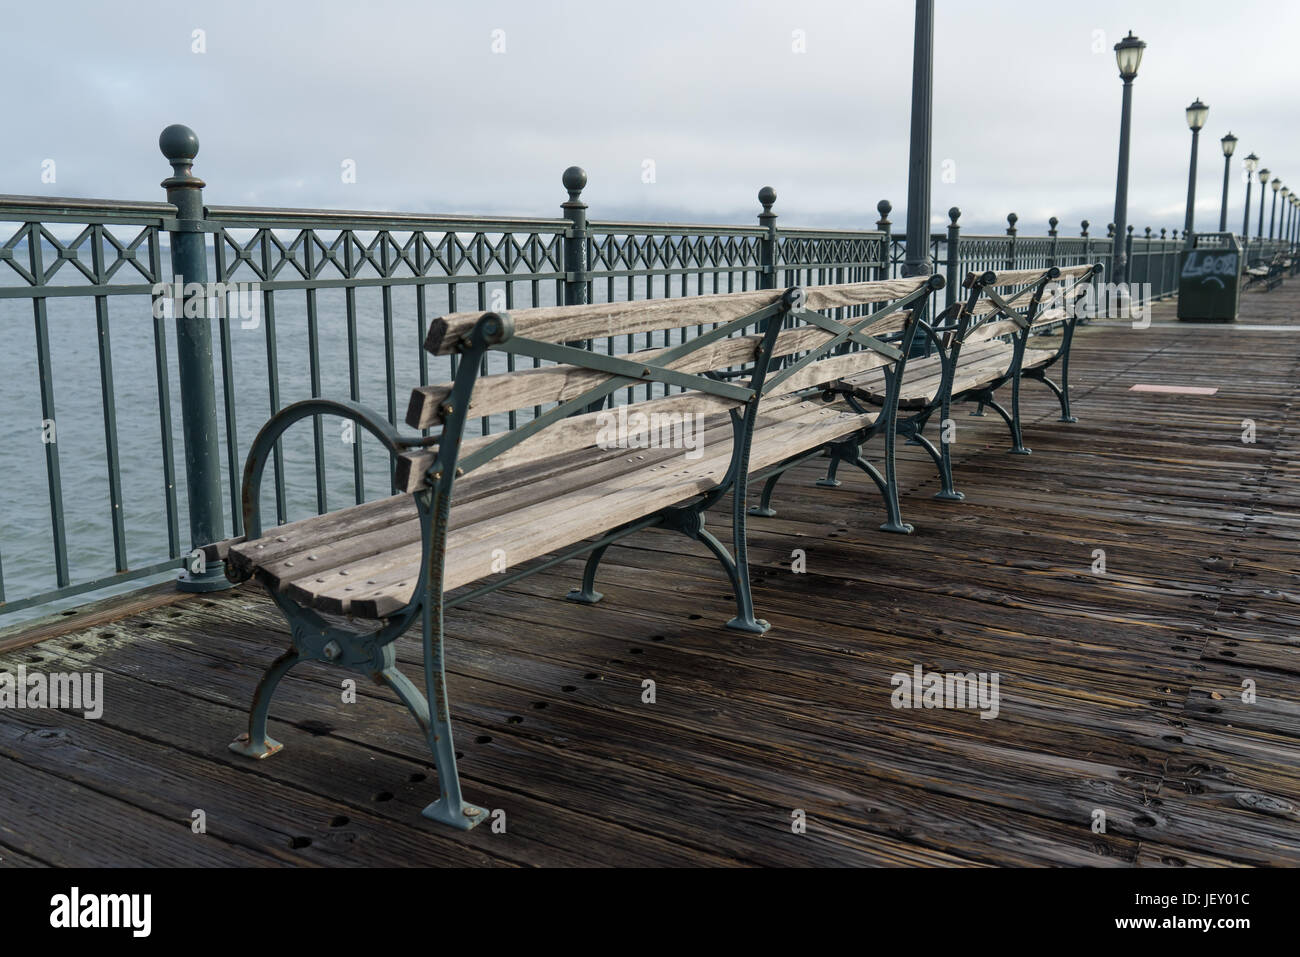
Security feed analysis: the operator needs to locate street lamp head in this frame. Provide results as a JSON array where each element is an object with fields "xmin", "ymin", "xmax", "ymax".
[
  {"xmin": 1259, "ymin": 168, "xmax": 1270, "ymax": 184},
  {"xmin": 1114, "ymin": 31, "xmax": 1146, "ymax": 80},
  {"xmin": 1220, "ymin": 132, "xmax": 1238, "ymax": 157},
  {"xmin": 1185, "ymin": 99, "xmax": 1209, "ymax": 131},
  {"xmin": 1283, "ymin": 187, "xmax": 1291, "ymax": 200},
  {"xmin": 1272, "ymin": 177, "xmax": 1282, "ymax": 192},
  {"xmin": 1244, "ymin": 152, "xmax": 1259, "ymax": 174}
]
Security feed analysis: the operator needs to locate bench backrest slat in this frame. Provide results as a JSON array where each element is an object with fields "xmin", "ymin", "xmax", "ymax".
[
  {"xmin": 424, "ymin": 277, "xmax": 932, "ymax": 356},
  {"xmin": 398, "ymin": 275, "xmax": 944, "ymax": 492},
  {"xmin": 407, "ymin": 305, "xmax": 914, "ymax": 429}
]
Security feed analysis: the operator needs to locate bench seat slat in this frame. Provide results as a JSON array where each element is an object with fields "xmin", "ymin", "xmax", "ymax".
[
  {"xmin": 230, "ymin": 400, "xmax": 875, "ymax": 618},
  {"xmin": 840, "ymin": 341, "xmax": 1022, "ymax": 408}
]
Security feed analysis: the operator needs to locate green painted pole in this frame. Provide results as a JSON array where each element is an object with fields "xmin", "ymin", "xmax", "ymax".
[{"xmin": 160, "ymin": 124, "xmax": 229, "ymax": 591}]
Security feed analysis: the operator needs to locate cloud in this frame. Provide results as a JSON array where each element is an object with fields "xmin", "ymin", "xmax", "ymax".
[{"xmin": 4, "ymin": 0, "xmax": 1298, "ymax": 238}]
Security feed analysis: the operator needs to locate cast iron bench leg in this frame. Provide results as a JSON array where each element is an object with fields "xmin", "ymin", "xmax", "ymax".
[
  {"xmin": 973, "ymin": 390, "xmax": 1030, "ymax": 455},
  {"xmin": 907, "ymin": 427, "xmax": 964, "ymax": 501},
  {"xmin": 874, "ymin": 414, "xmax": 912, "ymax": 534},
  {"xmin": 747, "ymin": 471, "xmax": 782, "ymax": 518},
  {"xmin": 1025, "ymin": 369, "xmax": 1074, "ymax": 424},
  {"xmin": 930, "ymin": 393, "xmax": 965, "ymax": 501},
  {"xmin": 228, "ymin": 647, "xmax": 300, "ymax": 759},
  {"xmin": 566, "ymin": 543, "xmax": 610, "ymax": 604},
  {"xmin": 816, "ymin": 452, "xmax": 843, "ymax": 487},
  {"xmin": 1008, "ymin": 357, "xmax": 1032, "ymax": 455},
  {"xmin": 416, "ymin": 488, "xmax": 488, "ymax": 831},
  {"xmin": 1055, "ymin": 347, "xmax": 1077, "ymax": 423}
]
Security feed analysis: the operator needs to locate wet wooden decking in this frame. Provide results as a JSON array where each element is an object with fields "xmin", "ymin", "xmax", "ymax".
[{"xmin": 2, "ymin": 282, "xmax": 1298, "ymax": 867}]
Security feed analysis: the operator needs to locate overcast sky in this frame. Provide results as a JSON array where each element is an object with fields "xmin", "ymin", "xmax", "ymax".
[{"xmin": 4, "ymin": 0, "xmax": 1299, "ymax": 235}]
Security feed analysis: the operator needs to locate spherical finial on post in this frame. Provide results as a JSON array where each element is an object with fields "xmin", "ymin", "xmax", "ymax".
[
  {"xmin": 1049, "ymin": 216, "xmax": 1059, "ymax": 235},
  {"xmin": 876, "ymin": 199, "xmax": 892, "ymax": 231},
  {"xmin": 948, "ymin": 206, "xmax": 961, "ymax": 225},
  {"xmin": 159, "ymin": 124, "xmax": 204, "ymax": 189},
  {"xmin": 1107, "ymin": 222, "xmax": 1116, "ymax": 238},
  {"xmin": 1160, "ymin": 228, "xmax": 1167, "ymax": 238},
  {"xmin": 1145, "ymin": 226, "xmax": 1152, "ymax": 238},
  {"xmin": 1006, "ymin": 212, "xmax": 1018, "ymax": 235},
  {"xmin": 561, "ymin": 166, "xmax": 587, "ymax": 208},
  {"xmin": 1081, "ymin": 219, "xmax": 1090, "ymax": 237},
  {"xmin": 757, "ymin": 186, "xmax": 777, "ymax": 228}
]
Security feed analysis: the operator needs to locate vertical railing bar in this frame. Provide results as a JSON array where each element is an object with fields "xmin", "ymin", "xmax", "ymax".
[
  {"xmin": 213, "ymin": 233, "xmax": 242, "ymax": 536},
  {"xmin": 303, "ymin": 234, "xmax": 327, "ymax": 514},
  {"xmin": 380, "ymin": 236, "xmax": 398, "ymax": 488},
  {"xmin": 150, "ymin": 232, "xmax": 181, "ymax": 557},
  {"xmin": 91, "ymin": 224, "xmax": 128, "ymax": 572},
  {"xmin": 506, "ymin": 275, "xmax": 519, "ymax": 430},
  {"xmin": 416, "ymin": 234, "xmax": 430, "ymax": 393},
  {"xmin": 381, "ymin": 238, "xmax": 398, "ymax": 425},
  {"xmin": 258, "ymin": 230, "xmax": 287, "ymax": 525},
  {"xmin": 343, "ymin": 232, "xmax": 365, "ymax": 504},
  {"xmin": 477, "ymin": 279, "xmax": 489, "ymax": 433},
  {"xmin": 29, "ymin": 225, "xmax": 70, "ymax": 587}
]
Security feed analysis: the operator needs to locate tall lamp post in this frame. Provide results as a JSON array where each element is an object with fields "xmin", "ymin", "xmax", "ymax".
[
  {"xmin": 1242, "ymin": 152, "xmax": 1259, "ymax": 238},
  {"xmin": 1218, "ymin": 132, "xmax": 1237, "ymax": 231},
  {"xmin": 1282, "ymin": 187, "xmax": 1292, "ymax": 244},
  {"xmin": 902, "ymin": 0, "xmax": 935, "ymax": 278},
  {"xmin": 1182, "ymin": 99, "xmax": 1209, "ymax": 245},
  {"xmin": 1257, "ymin": 168, "xmax": 1269, "ymax": 241},
  {"xmin": 1269, "ymin": 177, "xmax": 1282, "ymax": 240},
  {"xmin": 1110, "ymin": 31, "xmax": 1146, "ymax": 284}
]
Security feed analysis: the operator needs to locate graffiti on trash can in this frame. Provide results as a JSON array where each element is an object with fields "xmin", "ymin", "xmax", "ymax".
[{"xmin": 1181, "ymin": 251, "xmax": 1239, "ymax": 289}]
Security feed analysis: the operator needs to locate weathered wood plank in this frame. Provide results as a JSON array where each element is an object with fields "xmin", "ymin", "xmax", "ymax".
[{"xmin": 425, "ymin": 277, "xmax": 930, "ymax": 355}]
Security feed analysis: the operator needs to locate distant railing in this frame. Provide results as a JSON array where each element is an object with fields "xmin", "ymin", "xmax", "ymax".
[{"xmin": 1, "ymin": 124, "xmax": 1294, "ymax": 619}]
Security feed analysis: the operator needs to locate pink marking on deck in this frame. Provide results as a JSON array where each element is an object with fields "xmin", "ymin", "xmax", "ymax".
[{"xmin": 1129, "ymin": 384, "xmax": 1219, "ymax": 395}]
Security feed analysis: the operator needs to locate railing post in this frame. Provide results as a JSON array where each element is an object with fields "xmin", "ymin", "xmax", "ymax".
[
  {"xmin": 1162, "ymin": 233, "xmax": 1170, "ymax": 296},
  {"xmin": 1126, "ymin": 225, "xmax": 1136, "ymax": 304},
  {"xmin": 945, "ymin": 207, "xmax": 961, "ymax": 307},
  {"xmin": 875, "ymin": 200, "xmax": 893, "ymax": 281},
  {"xmin": 1048, "ymin": 216, "xmax": 1059, "ymax": 266},
  {"xmin": 159, "ymin": 125, "xmax": 229, "ymax": 592},
  {"xmin": 1106, "ymin": 223, "xmax": 1116, "ymax": 280},
  {"xmin": 561, "ymin": 166, "xmax": 589, "ymax": 306},
  {"xmin": 1080, "ymin": 221, "xmax": 1097, "ymax": 323},
  {"xmin": 758, "ymin": 186, "xmax": 778, "ymax": 290},
  {"xmin": 1005, "ymin": 213, "xmax": 1018, "ymax": 270}
]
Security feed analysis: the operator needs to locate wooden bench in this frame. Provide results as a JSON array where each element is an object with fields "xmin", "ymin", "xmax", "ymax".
[
  {"xmin": 1245, "ymin": 253, "xmax": 1287, "ymax": 292},
  {"xmin": 820, "ymin": 263, "xmax": 1102, "ymax": 506},
  {"xmin": 208, "ymin": 273, "xmax": 945, "ymax": 829}
]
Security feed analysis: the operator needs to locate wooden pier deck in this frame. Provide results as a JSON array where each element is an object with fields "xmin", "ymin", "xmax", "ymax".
[{"xmin": 2, "ymin": 283, "xmax": 1298, "ymax": 868}]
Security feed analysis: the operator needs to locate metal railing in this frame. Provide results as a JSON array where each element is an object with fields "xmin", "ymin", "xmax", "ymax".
[
  {"xmin": 1, "ymin": 128, "xmax": 888, "ymax": 617},
  {"xmin": 2, "ymin": 124, "xmax": 1294, "ymax": 620}
]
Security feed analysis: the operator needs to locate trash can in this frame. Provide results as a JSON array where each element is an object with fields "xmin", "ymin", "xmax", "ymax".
[{"xmin": 1177, "ymin": 232, "xmax": 1243, "ymax": 321}]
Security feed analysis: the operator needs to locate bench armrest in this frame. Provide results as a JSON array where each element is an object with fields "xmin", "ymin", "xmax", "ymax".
[{"xmin": 238, "ymin": 397, "xmax": 434, "ymax": 545}]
